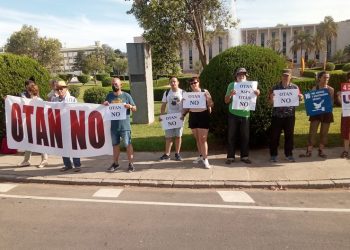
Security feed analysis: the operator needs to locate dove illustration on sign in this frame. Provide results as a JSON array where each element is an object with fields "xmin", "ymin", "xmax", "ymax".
[{"xmin": 313, "ymin": 99, "xmax": 325, "ymax": 111}]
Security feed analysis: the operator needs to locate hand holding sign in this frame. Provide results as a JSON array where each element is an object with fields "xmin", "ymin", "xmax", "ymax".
[
  {"xmin": 105, "ymin": 103, "xmax": 127, "ymax": 120},
  {"xmin": 160, "ymin": 113, "xmax": 183, "ymax": 130},
  {"xmin": 183, "ymin": 92, "xmax": 206, "ymax": 109},
  {"xmin": 273, "ymin": 89, "xmax": 300, "ymax": 107}
]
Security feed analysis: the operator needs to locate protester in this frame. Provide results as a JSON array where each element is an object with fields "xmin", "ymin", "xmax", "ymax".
[
  {"xmin": 224, "ymin": 68, "xmax": 260, "ymax": 164},
  {"xmin": 20, "ymin": 79, "xmax": 35, "ymax": 98},
  {"xmin": 103, "ymin": 77, "xmax": 137, "ymax": 173},
  {"xmin": 51, "ymin": 81, "xmax": 82, "ymax": 172},
  {"xmin": 159, "ymin": 77, "xmax": 185, "ymax": 161},
  {"xmin": 17, "ymin": 84, "xmax": 49, "ymax": 168},
  {"xmin": 182, "ymin": 77, "xmax": 214, "ymax": 169},
  {"xmin": 337, "ymin": 72, "xmax": 350, "ymax": 158},
  {"xmin": 300, "ymin": 71, "xmax": 334, "ymax": 158},
  {"xmin": 47, "ymin": 79, "xmax": 58, "ymax": 101},
  {"xmin": 268, "ymin": 69, "xmax": 303, "ymax": 162}
]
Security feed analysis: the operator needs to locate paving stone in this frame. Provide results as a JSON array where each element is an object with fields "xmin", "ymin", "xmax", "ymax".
[
  {"xmin": 332, "ymin": 179, "xmax": 350, "ymax": 188},
  {"xmin": 308, "ymin": 180, "xmax": 335, "ymax": 189},
  {"xmin": 156, "ymin": 180, "xmax": 173, "ymax": 188},
  {"xmin": 277, "ymin": 180, "xmax": 309, "ymax": 189},
  {"xmin": 193, "ymin": 181, "xmax": 211, "ymax": 188},
  {"xmin": 224, "ymin": 181, "xmax": 252, "ymax": 188},
  {"xmin": 173, "ymin": 180, "xmax": 195, "ymax": 188},
  {"xmin": 139, "ymin": 180, "xmax": 158, "ymax": 187}
]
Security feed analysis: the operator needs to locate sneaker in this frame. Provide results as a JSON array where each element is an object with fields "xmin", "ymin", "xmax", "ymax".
[
  {"xmin": 60, "ymin": 166, "xmax": 72, "ymax": 172},
  {"xmin": 193, "ymin": 156, "xmax": 203, "ymax": 164},
  {"xmin": 17, "ymin": 161, "xmax": 30, "ymax": 167},
  {"xmin": 107, "ymin": 163, "xmax": 120, "ymax": 173},
  {"xmin": 37, "ymin": 160, "xmax": 48, "ymax": 168},
  {"xmin": 340, "ymin": 151, "xmax": 349, "ymax": 158},
  {"xmin": 269, "ymin": 156, "xmax": 277, "ymax": 163},
  {"xmin": 203, "ymin": 158, "xmax": 211, "ymax": 169},
  {"xmin": 174, "ymin": 153, "xmax": 183, "ymax": 161},
  {"xmin": 286, "ymin": 156, "xmax": 296, "ymax": 162},
  {"xmin": 159, "ymin": 154, "xmax": 171, "ymax": 161},
  {"xmin": 241, "ymin": 158, "xmax": 252, "ymax": 164},
  {"xmin": 74, "ymin": 166, "xmax": 82, "ymax": 172},
  {"xmin": 128, "ymin": 163, "xmax": 135, "ymax": 172},
  {"xmin": 225, "ymin": 158, "xmax": 235, "ymax": 164}
]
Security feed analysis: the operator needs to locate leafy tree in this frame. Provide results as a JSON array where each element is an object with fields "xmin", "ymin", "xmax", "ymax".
[
  {"xmin": 331, "ymin": 50, "xmax": 346, "ymax": 63},
  {"xmin": 266, "ymin": 37, "xmax": 281, "ymax": 52},
  {"xmin": 127, "ymin": 0, "xmax": 236, "ymax": 69},
  {"xmin": 82, "ymin": 49, "xmax": 105, "ymax": 84},
  {"xmin": 343, "ymin": 44, "xmax": 350, "ymax": 61},
  {"xmin": 72, "ymin": 51, "xmax": 86, "ymax": 71},
  {"xmin": 37, "ymin": 37, "xmax": 62, "ymax": 72},
  {"xmin": 113, "ymin": 57, "xmax": 128, "ymax": 76}
]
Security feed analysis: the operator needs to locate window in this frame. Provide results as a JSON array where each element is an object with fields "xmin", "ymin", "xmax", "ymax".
[
  {"xmin": 282, "ymin": 31, "xmax": 287, "ymax": 55},
  {"xmin": 261, "ymin": 33, "xmax": 265, "ymax": 47},
  {"xmin": 219, "ymin": 37, "xmax": 223, "ymax": 53},
  {"xmin": 209, "ymin": 43, "xmax": 213, "ymax": 60},
  {"xmin": 189, "ymin": 43, "xmax": 193, "ymax": 69}
]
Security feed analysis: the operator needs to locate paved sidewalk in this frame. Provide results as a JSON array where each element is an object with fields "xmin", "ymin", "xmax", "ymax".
[{"xmin": 1, "ymin": 148, "xmax": 350, "ymax": 189}]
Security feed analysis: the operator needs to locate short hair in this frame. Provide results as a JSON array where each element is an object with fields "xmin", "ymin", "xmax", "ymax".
[
  {"xmin": 190, "ymin": 76, "xmax": 200, "ymax": 84},
  {"xmin": 317, "ymin": 71, "xmax": 328, "ymax": 80},
  {"xmin": 24, "ymin": 79, "xmax": 35, "ymax": 87}
]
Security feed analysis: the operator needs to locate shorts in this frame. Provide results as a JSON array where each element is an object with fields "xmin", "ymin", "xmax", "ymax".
[
  {"xmin": 165, "ymin": 127, "xmax": 183, "ymax": 138},
  {"xmin": 111, "ymin": 130, "xmax": 132, "ymax": 146},
  {"xmin": 189, "ymin": 110, "xmax": 210, "ymax": 129}
]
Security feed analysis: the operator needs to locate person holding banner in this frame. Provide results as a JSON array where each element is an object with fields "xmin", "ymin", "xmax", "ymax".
[
  {"xmin": 337, "ymin": 72, "xmax": 350, "ymax": 158},
  {"xmin": 47, "ymin": 79, "xmax": 58, "ymax": 101},
  {"xmin": 224, "ymin": 68, "xmax": 260, "ymax": 164},
  {"xmin": 300, "ymin": 71, "xmax": 334, "ymax": 158},
  {"xmin": 103, "ymin": 77, "xmax": 137, "ymax": 173},
  {"xmin": 159, "ymin": 77, "xmax": 184, "ymax": 161},
  {"xmin": 182, "ymin": 77, "xmax": 214, "ymax": 169},
  {"xmin": 51, "ymin": 81, "xmax": 82, "ymax": 172},
  {"xmin": 268, "ymin": 69, "xmax": 302, "ymax": 163},
  {"xmin": 17, "ymin": 84, "xmax": 49, "ymax": 168}
]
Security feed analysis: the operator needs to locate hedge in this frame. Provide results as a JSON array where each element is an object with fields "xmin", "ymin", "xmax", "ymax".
[
  {"xmin": 96, "ymin": 73, "xmax": 110, "ymax": 81},
  {"xmin": 68, "ymin": 85, "xmax": 80, "ymax": 98},
  {"xmin": 342, "ymin": 63, "xmax": 350, "ymax": 72},
  {"xmin": 200, "ymin": 45, "xmax": 286, "ymax": 147},
  {"xmin": 102, "ymin": 77, "xmax": 112, "ymax": 87},
  {"xmin": 0, "ymin": 53, "xmax": 50, "ymax": 140},
  {"xmin": 326, "ymin": 62, "xmax": 335, "ymax": 71},
  {"xmin": 77, "ymin": 74, "xmax": 90, "ymax": 84},
  {"xmin": 83, "ymin": 86, "xmax": 109, "ymax": 104}
]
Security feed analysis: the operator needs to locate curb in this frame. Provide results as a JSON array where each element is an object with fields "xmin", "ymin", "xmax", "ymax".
[{"xmin": 1, "ymin": 175, "xmax": 350, "ymax": 189}]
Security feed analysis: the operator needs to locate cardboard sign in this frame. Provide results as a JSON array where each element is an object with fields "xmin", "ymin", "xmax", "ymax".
[
  {"xmin": 160, "ymin": 113, "xmax": 183, "ymax": 130},
  {"xmin": 232, "ymin": 81, "xmax": 258, "ymax": 111},
  {"xmin": 105, "ymin": 103, "xmax": 127, "ymax": 120},
  {"xmin": 183, "ymin": 92, "xmax": 206, "ymax": 109},
  {"xmin": 341, "ymin": 83, "xmax": 350, "ymax": 117},
  {"xmin": 304, "ymin": 89, "xmax": 332, "ymax": 116},
  {"xmin": 273, "ymin": 89, "xmax": 300, "ymax": 107}
]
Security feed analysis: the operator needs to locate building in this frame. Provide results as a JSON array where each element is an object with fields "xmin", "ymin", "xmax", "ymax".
[
  {"xmin": 60, "ymin": 41, "xmax": 101, "ymax": 73},
  {"xmin": 136, "ymin": 19, "xmax": 350, "ymax": 73}
]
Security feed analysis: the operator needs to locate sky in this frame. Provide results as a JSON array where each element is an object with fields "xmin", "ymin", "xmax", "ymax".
[{"xmin": 0, "ymin": 0, "xmax": 349, "ymax": 52}]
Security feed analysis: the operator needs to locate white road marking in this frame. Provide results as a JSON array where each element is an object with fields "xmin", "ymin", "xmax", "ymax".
[
  {"xmin": 1, "ymin": 194, "xmax": 350, "ymax": 213},
  {"xmin": 217, "ymin": 191, "xmax": 255, "ymax": 203},
  {"xmin": 93, "ymin": 188, "xmax": 123, "ymax": 198},
  {"xmin": 0, "ymin": 184, "xmax": 17, "ymax": 193}
]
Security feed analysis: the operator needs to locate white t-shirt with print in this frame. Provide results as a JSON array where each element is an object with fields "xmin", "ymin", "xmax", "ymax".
[{"xmin": 161, "ymin": 88, "xmax": 184, "ymax": 114}]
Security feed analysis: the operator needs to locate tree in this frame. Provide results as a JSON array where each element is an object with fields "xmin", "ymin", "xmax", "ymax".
[
  {"xmin": 72, "ymin": 51, "xmax": 86, "ymax": 71},
  {"xmin": 290, "ymin": 30, "xmax": 313, "ymax": 66},
  {"xmin": 266, "ymin": 37, "xmax": 281, "ymax": 52},
  {"xmin": 113, "ymin": 57, "xmax": 128, "ymax": 77},
  {"xmin": 319, "ymin": 16, "xmax": 337, "ymax": 67},
  {"xmin": 331, "ymin": 50, "xmax": 346, "ymax": 63},
  {"xmin": 82, "ymin": 49, "xmax": 105, "ymax": 84},
  {"xmin": 344, "ymin": 44, "xmax": 350, "ymax": 61},
  {"xmin": 312, "ymin": 29, "xmax": 325, "ymax": 62},
  {"xmin": 127, "ymin": 0, "xmax": 236, "ymax": 69},
  {"xmin": 5, "ymin": 25, "xmax": 62, "ymax": 72}
]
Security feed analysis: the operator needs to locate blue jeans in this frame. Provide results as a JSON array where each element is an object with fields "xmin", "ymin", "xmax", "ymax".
[{"xmin": 62, "ymin": 157, "xmax": 81, "ymax": 167}]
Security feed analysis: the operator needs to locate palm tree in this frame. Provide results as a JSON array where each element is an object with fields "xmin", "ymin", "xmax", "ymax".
[
  {"xmin": 318, "ymin": 16, "xmax": 338, "ymax": 68},
  {"xmin": 267, "ymin": 37, "xmax": 281, "ymax": 52},
  {"xmin": 290, "ymin": 30, "xmax": 314, "ymax": 68},
  {"xmin": 344, "ymin": 44, "xmax": 350, "ymax": 61},
  {"xmin": 313, "ymin": 29, "xmax": 325, "ymax": 62}
]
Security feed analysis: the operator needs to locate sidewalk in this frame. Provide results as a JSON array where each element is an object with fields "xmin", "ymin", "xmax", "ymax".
[{"xmin": 1, "ymin": 148, "xmax": 350, "ymax": 189}]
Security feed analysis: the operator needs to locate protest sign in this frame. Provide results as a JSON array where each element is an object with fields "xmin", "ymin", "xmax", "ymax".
[{"xmin": 232, "ymin": 81, "xmax": 258, "ymax": 111}]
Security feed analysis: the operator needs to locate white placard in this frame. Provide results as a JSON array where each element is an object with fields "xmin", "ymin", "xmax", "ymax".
[
  {"xmin": 273, "ymin": 89, "xmax": 300, "ymax": 107},
  {"xmin": 342, "ymin": 91, "xmax": 350, "ymax": 117},
  {"xmin": 160, "ymin": 113, "xmax": 183, "ymax": 130},
  {"xmin": 232, "ymin": 81, "xmax": 258, "ymax": 111},
  {"xmin": 183, "ymin": 92, "xmax": 206, "ymax": 109},
  {"xmin": 105, "ymin": 103, "xmax": 127, "ymax": 120}
]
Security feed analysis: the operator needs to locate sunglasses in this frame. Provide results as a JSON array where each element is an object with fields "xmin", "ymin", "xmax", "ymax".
[
  {"xmin": 56, "ymin": 87, "xmax": 67, "ymax": 91},
  {"xmin": 190, "ymin": 81, "xmax": 199, "ymax": 85}
]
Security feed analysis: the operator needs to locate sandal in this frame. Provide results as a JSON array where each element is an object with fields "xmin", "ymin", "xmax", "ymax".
[
  {"xmin": 340, "ymin": 151, "xmax": 349, "ymax": 158},
  {"xmin": 318, "ymin": 149, "xmax": 327, "ymax": 158},
  {"xmin": 299, "ymin": 151, "xmax": 312, "ymax": 158}
]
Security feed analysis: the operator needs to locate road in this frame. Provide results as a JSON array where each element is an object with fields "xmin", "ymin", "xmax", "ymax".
[{"xmin": 1, "ymin": 183, "xmax": 350, "ymax": 249}]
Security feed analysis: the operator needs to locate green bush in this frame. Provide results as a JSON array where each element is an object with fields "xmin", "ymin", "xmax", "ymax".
[
  {"xmin": 335, "ymin": 63, "xmax": 346, "ymax": 70},
  {"xmin": 302, "ymin": 70, "xmax": 318, "ymax": 78},
  {"xmin": 68, "ymin": 85, "xmax": 80, "ymax": 98},
  {"xmin": 96, "ymin": 73, "xmax": 110, "ymax": 81},
  {"xmin": 328, "ymin": 71, "xmax": 348, "ymax": 93},
  {"xmin": 154, "ymin": 87, "xmax": 169, "ymax": 101},
  {"xmin": 0, "ymin": 53, "xmax": 50, "ymax": 139},
  {"xmin": 58, "ymin": 73, "xmax": 74, "ymax": 82},
  {"xmin": 342, "ymin": 63, "xmax": 350, "ymax": 72},
  {"xmin": 326, "ymin": 62, "xmax": 335, "ymax": 71},
  {"xmin": 102, "ymin": 77, "xmax": 112, "ymax": 87},
  {"xmin": 77, "ymin": 74, "xmax": 90, "ymax": 84},
  {"xmin": 83, "ymin": 86, "xmax": 109, "ymax": 104},
  {"xmin": 293, "ymin": 78, "xmax": 315, "ymax": 93},
  {"xmin": 200, "ymin": 45, "xmax": 286, "ymax": 147}
]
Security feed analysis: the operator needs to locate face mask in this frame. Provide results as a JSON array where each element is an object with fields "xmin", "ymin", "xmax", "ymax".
[{"xmin": 112, "ymin": 86, "xmax": 119, "ymax": 92}]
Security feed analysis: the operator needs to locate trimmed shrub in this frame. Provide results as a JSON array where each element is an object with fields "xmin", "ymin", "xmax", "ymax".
[
  {"xmin": 154, "ymin": 87, "xmax": 169, "ymax": 101},
  {"xmin": 0, "ymin": 53, "xmax": 50, "ymax": 139},
  {"xmin": 58, "ymin": 73, "xmax": 74, "ymax": 82},
  {"xmin": 335, "ymin": 63, "xmax": 346, "ymax": 70},
  {"xmin": 326, "ymin": 62, "xmax": 335, "ymax": 71},
  {"xmin": 68, "ymin": 85, "xmax": 80, "ymax": 98},
  {"xmin": 96, "ymin": 73, "xmax": 110, "ymax": 81},
  {"xmin": 293, "ymin": 78, "xmax": 315, "ymax": 93},
  {"xmin": 302, "ymin": 70, "xmax": 318, "ymax": 78},
  {"xmin": 83, "ymin": 86, "xmax": 109, "ymax": 104},
  {"xmin": 342, "ymin": 63, "xmax": 350, "ymax": 72},
  {"xmin": 77, "ymin": 74, "xmax": 90, "ymax": 84},
  {"xmin": 328, "ymin": 71, "xmax": 348, "ymax": 93},
  {"xmin": 200, "ymin": 45, "xmax": 286, "ymax": 147},
  {"xmin": 102, "ymin": 77, "xmax": 112, "ymax": 87}
]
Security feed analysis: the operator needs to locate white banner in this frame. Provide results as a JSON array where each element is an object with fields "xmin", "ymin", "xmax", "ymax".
[
  {"xmin": 232, "ymin": 81, "xmax": 258, "ymax": 111},
  {"xmin": 183, "ymin": 92, "xmax": 206, "ymax": 109},
  {"xmin": 160, "ymin": 113, "xmax": 183, "ymax": 130},
  {"xmin": 342, "ymin": 91, "xmax": 350, "ymax": 117},
  {"xmin": 273, "ymin": 89, "xmax": 300, "ymax": 107},
  {"xmin": 5, "ymin": 96, "xmax": 113, "ymax": 157},
  {"xmin": 105, "ymin": 103, "xmax": 127, "ymax": 120}
]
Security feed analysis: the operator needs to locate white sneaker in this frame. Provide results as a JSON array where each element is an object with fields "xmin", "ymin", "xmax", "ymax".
[
  {"xmin": 193, "ymin": 156, "xmax": 203, "ymax": 164},
  {"xmin": 17, "ymin": 161, "xmax": 30, "ymax": 167},
  {"xmin": 37, "ymin": 160, "xmax": 48, "ymax": 168},
  {"xmin": 203, "ymin": 158, "xmax": 211, "ymax": 169}
]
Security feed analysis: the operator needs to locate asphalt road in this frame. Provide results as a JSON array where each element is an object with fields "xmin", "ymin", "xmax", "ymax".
[{"xmin": 1, "ymin": 183, "xmax": 350, "ymax": 250}]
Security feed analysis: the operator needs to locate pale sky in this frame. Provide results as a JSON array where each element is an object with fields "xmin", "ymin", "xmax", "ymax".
[{"xmin": 0, "ymin": 0, "xmax": 349, "ymax": 52}]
